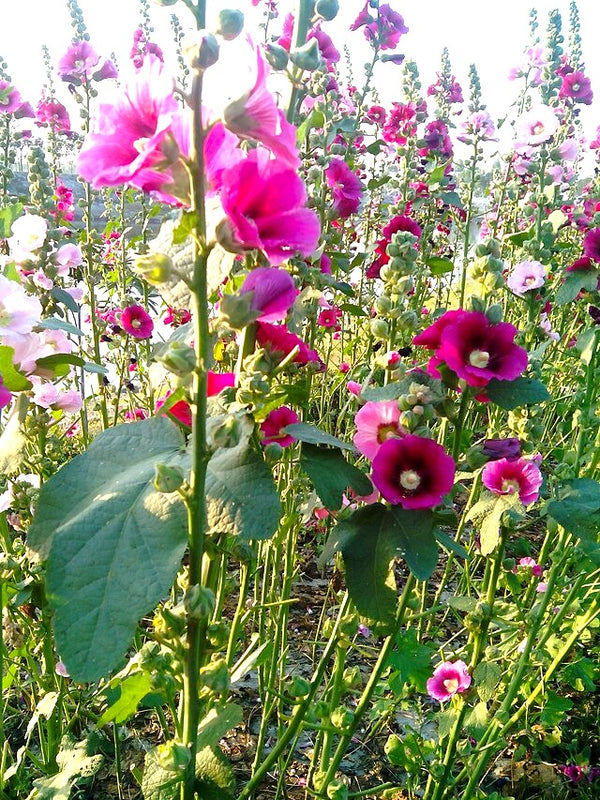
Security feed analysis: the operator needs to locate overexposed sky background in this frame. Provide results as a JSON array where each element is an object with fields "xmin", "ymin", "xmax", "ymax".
[{"xmin": 1, "ymin": 0, "xmax": 599, "ymax": 137}]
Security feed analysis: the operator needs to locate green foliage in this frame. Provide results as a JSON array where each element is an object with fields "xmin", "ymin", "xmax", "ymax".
[
  {"xmin": 299, "ymin": 444, "xmax": 372, "ymax": 510},
  {"xmin": 486, "ymin": 376, "xmax": 551, "ymax": 410},
  {"xmin": 0, "ymin": 344, "xmax": 31, "ymax": 391},
  {"xmin": 27, "ymin": 735, "xmax": 103, "ymax": 800},
  {"xmin": 284, "ymin": 421, "xmax": 355, "ymax": 451},
  {"xmin": 387, "ymin": 629, "xmax": 435, "ymax": 693},
  {"xmin": 547, "ymin": 479, "xmax": 600, "ymax": 540}
]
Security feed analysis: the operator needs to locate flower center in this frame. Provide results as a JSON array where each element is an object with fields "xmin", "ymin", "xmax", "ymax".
[
  {"xmin": 399, "ymin": 469, "xmax": 421, "ymax": 491},
  {"xmin": 469, "ymin": 349, "xmax": 490, "ymax": 368},
  {"xmin": 133, "ymin": 137, "xmax": 150, "ymax": 154},
  {"xmin": 524, "ymin": 275, "xmax": 537, "ymax": 286},
  {"xmin": 131, "ymin": 318, "xmax": 142, "ymax": 328},
  {"xmin": 377, "ymin": 423, "xmax": 399, "ymax": 444},
  {"xmin": 443, "ymin": 678, "xmax": 459, "ymax": 694},
  {"xmin": 501, "ymin": 478, "xmax": 520, "ymax": 494},
  {"xmin": 572, "ymin": 82, "xmax": 581, "ymax": 92},
  {"xmin": 532, "ymin": 121, "xmax": 545, "ymax": 135}
]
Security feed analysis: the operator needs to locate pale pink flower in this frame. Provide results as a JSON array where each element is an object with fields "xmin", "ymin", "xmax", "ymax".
[
  {"xmin": 32, "ymin": 381, "xmax": 60, "ymax": 408},
  {"xmin": 32, "ymin": 271, "xmax": 53, "ymax": 290},
  {"xmin": 506, "ymin": 260, "xmax": 546, "ymax": 297},
  {"xmin": 427, "ymin": 660, "xmax": 471, "ymax": 702},
  {"xmin": 517, "ymin": 556, "xmax": 543, "ymax": 578},
  {"xmin": 54, "ymin": 389, "xmax": 83, "ymax": 414},
  {"xmin": 347, "ymin": 381, "xmax": 362, "ymax": 396},
  {"xmin": 57, "ymin": 41, "xmax": 101, "ymax": 84},
  {"xmin": 55, "ymin": 243, "xmax": 83, "ymax": 275},
  {"xmin": 353, "ymin": 400, "xmax": 404, "ymax": 460},
  {"xmin": 0, "ymin": 275, "xmax": 42, "ymax": 336},
  {"xmin": 515, "ymin": 105, "xmax": 559, "ymax": 147}
]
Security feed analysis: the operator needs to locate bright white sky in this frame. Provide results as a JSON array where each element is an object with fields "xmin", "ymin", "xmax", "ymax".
[{"xmin": 1, "ymin": 0, "xmax": 599, "ymax": 138}]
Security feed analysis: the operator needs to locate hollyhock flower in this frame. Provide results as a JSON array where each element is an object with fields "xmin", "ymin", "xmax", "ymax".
[
  {"xmin": 583, "ymin": 228, "xmax": 600, "ymax": 261},
  {"xmin": 347, "ymin": 381, "xmax": 362, "ymax": 396},
  {"xmin": 457, "ymin": 111, "xmax": 497, "ymax": 145},
  {"xmin": 0, "ymin": 81, "xmax": 23, "ymax": 114},
  {"xmin": 77, "ymin": 55, "xmax": 182, "ymax": 194},
  {"xmin": 54, "ymin": 389, "xmax": 83, "ymax": 414},
  {"xmin": 353, "ymin": 400, "xmax": 404, "ymax": 460},
  {"xmin": 276, "ymin": 12, "xmax": 294, "ymax": 51},
  {"xmin": 566, "ymin": 256, "xmax": 595, "ymax": 273},
  {"xmin": 540, "ymin": 312, "xmax": 560, "ymax": 341},
  {"xmin": 427, "ymin": 660, "xmax": 471, "ymax": 702},
  {"xmin": 9, "ymin": 214, "xmax": 48, "ymax": 253},
  {"xmin": 256, "ymin": 322, "xmax": 322, "ymax": 366},
  {"xmin": 339, "ymin": 362, "xmax": 350, "ymax": 374},
  {"xmin": 163, "ymin": 307, "xmax": 192, "ymax": 328},
  {"xmin": 483, "ymin": 438, "xmax": 521, "ymax": 461},
  {"xmin": 259, "ymin": 406, "xmax": 300, "ymax": 447},
  {"xmin": 157, "ymin": 396, "xmax": 192, "ymax": 427},
  {"xmin": 222, "ymin": 40, "xmax": 299, "ymax": 169},
  {"xmin": 353, "ymin": 3, "xmax": 409, "ymax": 50},
  {"xmin": 36, "ymin": 97, "xmax": 71, "ymax": 133},
  {"xmin": 32, "ymin": 271, "xmax": 53, "ymax": 290},
  {"xmin": 124, "ymin": 408, "xmax": 148, "ymax": 421},
  {"xmin": 218, "ymin": 148, "xmax": 320, "ymax": 265},
  {"xmin": 239, "ymin": 267, "xmax": 297, "ymax": 322},
  {"xmin": 318, "ymin": 254, "xmax": 332, "ymax": 274},
  {"xmin": 131, "ymin": 28, "xmax": 164, "ymax": 68},
  {"xmin": 559, "ymin": 70, "xmax": 593, "ymax": 105},
  {"xmin": 57, "ymin": 41, "xmax": 101, "ymax": 84},
  {"xmin": 427, "ymin": 74, "xmax": 464, "ymax": 104},
  {"xmin": 308, "ymin": 27, "xmax": 340, "ymax": 63},
  {"xmin": 420, "ymin": 120, "xmax": 453, "ymax": 159},
  {"xmin": 94, "ymin": 60, "xmax": 119, "ymax": 82},
  {"xmin": 365, "ymin": 105, "xmax": 386, "ymax": 125},
  {"xmin": 31, "ymin": 381, "xmax": 60, "ymax": 409},
  {"xmin": 514, "ymin": 105, "xmax": 558, "ymax": 146},
  {"xmin": 120, "ymin": 305, "xmax": 154, "ymax": 339},
  {"xmin": 207, "ymin": 371, "xmax": 235, "ymax": 396},
  {"xmin": 325, "ymin": 158, "xmax": 362, "ymax": 218},
  {"xmin": 371, "ymin": 435, "xmax": 455, "ymax": 509},
  {"xmin": 558, "ymin": 138, "xmax": 578, "ymax": 161},
  {"xmin": 382, "ymin": 101, "xmax": 418, "ymax": 145},
  {"xmin": 55, "ymin": 243, "xmax": 83, "ymax": 276},
  {"xmin": 6, "ymin": 329, "xmax": 71, "ymax": 374},
  {"xmin": 0, "ymin": 275, "xmax": 43, "ymax": 336},
  {"xmin": 506, "ymin": 260, "xmax": 546, "ymax": 297},
  {"xmin": 0, "ymin": 378, "xmax": 12, "ymax": 409},
  {"xmin": 508, "ymin": 45, "xmax": 547, "ymax": 84},
  {"xmin": 317, "ymin": 305, "xmax": 342, "ymax": 329},
  {"xmin": 414, "ymin": 310, "xmax": 528, "ymax": 389},
  {"xmin": 517, "ymin": 556, "xmax": 543, "ymax": 578},
  {"xmin": 482, "ymin": 456, "xmax": 543, "ymax": 506}
]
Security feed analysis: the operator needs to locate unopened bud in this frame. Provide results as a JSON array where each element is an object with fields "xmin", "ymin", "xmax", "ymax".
[
  {"xmin": 218, "ymin": 291, "xmax": 259, "ymax": 329},
  {"xmin": 217, "ymin": 9, "xmax": 244, "ymax": 40},
  {"xmin": 287, "ymin": 675, "xmax": 311, "ymax": 698},
  {"xmin": 199, "ymin": 658, "xmax": 230, "ymax": 694},
  {"xmin": 156, "ymin": 741, "xmax": 191, "ymax": 773},
  {"xmin": 264, "ymin": 43, "xmax": 289, "ymax": 70},
  {"xmin": 185, "ymin": 31, "xmax": 220, "ymax": 71},
  {"xmin": 486, "ymin": 303, "xmax": 503, "ymax": 324},
  {"xmin": 326, "ymin": 779, "xmax": 348, "ymax": 800},
  {"xmin": 153, "ymin": 463, "xmax": 185, "ymax": 493},
  {"xmin": 289, "ymin": 39, "xmax": 322, "ymax": 71},
  {"xmin": 134, "ymin": 252, "xmax": 173, "ymax": 285},
  {"xmin": 153, "ymin": 0, "xmax": 178, "ymax": 6},
  {"xmin": 184, "ymin": 585, "xmax": 215, "ymax": 619},
  {"xmin": 158, "ymin": 341, "xmax": 196, "ymax": 376}
]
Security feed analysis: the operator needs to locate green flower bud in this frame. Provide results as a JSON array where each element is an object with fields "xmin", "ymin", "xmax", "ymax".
[
  {"xmin": 133, "ymin": 251, "xmax": 174, "ymax": 285},
  {"xmin": 218, "ymin": 291, "xmax": 260, "ymax": 330},
  {"xmin": 153, "ymin": 463, "xmax": 185, "ymax": 493},
  {"xmin": 374, "ymin": 295, "xmax": 392, "ymax": 314},
  {"xmin": 289, "ymin": 39, "xmax": 322, "ymax": 71},
  {"xmin": 199, "ymin": 658, "xmax": 230, "ymax": 694},
  {"xmin": 158, "ymin": 341, "xmax": 196, "ymax": 376},
  {"xmin": 486, "ymin": 303, "xmax": 503, "ymax": 325},
  {"xmin": 287, "ymin": 675, "xmax": 311, "ymax": 698},
  {"xmin": 370, "ymin": 319, "xmax": 389, "ymax": 340},
  {"xmin": 217, "ymin": 9, "xmax": 244, "ymax": 40},
  {"xmin": 316, "ymin": 0, "xmax": 339, "ymax": 21},
  {"xmin": 313, "ymin": 700, "xmax": 330, "ymax": 719},
  {"xmin": 264, "ymin": 43, "xmax": 289, "ymax": 70},
  {"xmin": 156, "ymin": 741, "xmax": 191, "ymax": 773},
  {"xmin": 185, "ymin": 31, "xmax": 220, "ymax": 71},
  {"xmin": 330, "ymin": 706, "xmax": 354, "ymax": 731},
  {"xmin": 206, "ymin": 621, "xmax": 229, "ymax": 649},
  {"xmin": 184, "ymin": 585, "xmax": 215, "ymax": 620},
  {"xmin": 342, "ymin": 665, "xmax": 361, "ymax": 690}
]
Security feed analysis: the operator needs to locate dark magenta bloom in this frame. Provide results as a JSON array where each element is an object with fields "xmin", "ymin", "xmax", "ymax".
[
  {"xmin": 260, "ymin": 406, "xmax": 300, "ymax": 448},
  {"xmin": 256, "ymin": 322, "xmax": 322, "ymax": 367},
  {"xmin": 559, "ymin": 70, "xmax": 593, "ymax": 105},
  {"xmin": 120, "ymin": 305, "xmax": 154, "ymax": 339},
  {"xmin": 482, "ymin": 438, "xmax": 521, "ymax": 461},
  {"xmin": 426, "ymin": 660, "xmax": 471, "ymax": 702},
  {"xmin": 325, "ymin": 158, "xmax": 363, "ymax": 219},
  {"xmin": 308, "ymin": 27, "xmax": 340, "ymax": 63},
  {"xmin": 207, "ymin": 371, "xmax": 235, "ymax": 396},
  {"xmin": 583, "ymin": 228, "xmax": 600, "ymax": 261},
  {"xmin": 566, "ymin": 256, "xmax": 595, "ymax": 273},
  {"xmin": 352, "ymin": 3, "xmax": 409, "ymax": 50},
  {"xmin": 482, "ymin": 456, "xmax": 543, "ymax": 506},
  {"xmin": 371, "ymin": 435, "xmax": 455, "ymax": 509},
  {"xmin": 240, "ymin": 267, "xmax": 297, "ymax": 322}
]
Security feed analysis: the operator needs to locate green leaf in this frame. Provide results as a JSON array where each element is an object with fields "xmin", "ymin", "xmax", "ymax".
[
  {"xmin": 435, "ymin": 529, "xmax": 468, "ymax": 558},
  {"xmin": 27, "ymin": 735, "xmax": 103, "ymax": 800},
  {"xmin": 387, "ymin": 629, "xmax": 435, "ymax": 693},
  {"xmin": 206, "ymin": 440, "xmax": 281, "ymax": 540},
  {"xmin": 195, "ymin": 748, "xmax": 236, "ymax": 800},
  {"xmin": 464, "ymin": 701, "xmax": 489, "ymax": 739},
  {"xmin": 0, "ymin": 344, "xmax": 32, "ymax": 391},
  {"xmin": 388, "ymin": 506, "xmax": 438, "ymax": 581},
  {"xmin": 447, "ymin": 596, "xmax": 478, "ymax": 613},
  {"xmin": 296, "ymin": 108, "xmax": 324, "ymax": 143},
  {"xmin": 284, "ymin": 422, "xmax": 355, "ymax": 451},
  {"xmin": 440, "ymin": 190, "xmax": 464, "ymax": 210},
  {"xmin": 35, "ymin": 353, "xmax": 85, "ymax": 379},
  {"xmin": 555, "ymin": 270, "xmax": 599, "ymax": 305},
  {"xmin": 473, "ymin": 661, "xmax": 502, "ymax": 702},
  {"xmin": 538, "ymin": 691, "xmax": 573, "ymax": 728},
  {"xmin": 427, "ymin": 256, "xmax": 455, "ymax": 276},
  {"xmin": 467, "ymin": 493, "xmax": 520, "ymax": 555},
  {"xmin": 319, "ymin": 504, "xmax": 398, "ymax": 623},
  {"xmin": 361, "ymin": 383, "xmax": 406, "ymax": 401},
  {"xmin": 197, "ymin": 704, "xmax": 243, "ymax": 750},
  {"xmin": 38, "ymin": 317, "xmax": 84, "ymax": 337},
  {"xmin": 547, "ymin": 479, "xmax": 600, "ymax": 540},
  {"xmin": 436, "ymin": 708, "xmax": 459, "ymax": 739},
  {"xmin": 384, "ymin": 732, "xmax": 422, "ymax": 773},
  {"xmin": 0, "ymin": 202, "xmax": 23, "ymax": 238},
  {"xmin": 299, "ymin": 444, "xmax": 373, "ymax": 510},
  {"xmin": 28, "ymin": 418, "xmax": 189, "ymax": 682},
  {"xmin": 562, "ymin": 658, "xmax": 597, "ymax": 692},
  {"xmin": 51, "ymin": 287, "xmax": 80, "ymax": 313},
  {"xmin": 98, "ymin": 672, "xmax": 153, "ymax": 726},
  {"xmin": 486, "ymin": 376, "xmax": 550, "ymax": 410}
]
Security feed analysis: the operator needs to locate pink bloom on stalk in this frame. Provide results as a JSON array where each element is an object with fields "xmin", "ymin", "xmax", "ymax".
[
  {"xmin": 482, "ymin": 456, "xmax": 543, "ymax": 506},
  {"xmin": 367, "ymin": 214, "xmax": 422, "ymax": 279},
  {"xmin": 218, "ymin": 149, "xmax": 320, "ymax": 265},
  {"xmin": 427, "ymin": 660, "xmax": 471, "ymax": 702},
  {"xmin": 506, "ymin": 260, "xmax": 546, "ymax": 297},
  {"xmin": 54, "ymin": 389, "xmax": 83, "ymax": 414},
  {"xmin": 55, "ymin": 243, "xmax": 83, "ymax": 275},
  {"xmin": 514, "ymin": 105, "xmax": 558, "ymax": 147},
  {"xmin": 0, "ymin": 275, "xmax": 42, "ymax": 336},
  {"xmin": 317, "ymin": 305, "xmax": 342, "ymax": 329},
  {"xmin": 36, "ymin": 97, "xmax": 71, "ymax": 133},
  {"xmin": 325, "ymin": 158, "xmax": 362, "ymax": 219},
  {"xmin": 517, "ymin": 556, "xmax": 543, "ymax": 578},
  {"xmin": 583, "ymin": 228, "xmax": 600, "ymax": 261},
  {"xmin": 240, "ymin": 267, "xmax": 297, "ymax": 322},
  {"xmin": 0, "ymin": 378, "xmax": 11, "ymax": 409},
  {"xmin": 0, "ymin": 81, "xmax": 23, "ymax": 114},
  {"xmin": 457, "ymin": 111, "xmax": 497, "ymax": 145},
  {"xmin": 559, "ymin": 70, "xmax": 593, "ymax": 105},
  {"xmin": 354, "ymin": 400, "xmax": 404, "ymax": 460},
  {"xmin": 207, "ymin": 371, "xmax": 235, "ymax": 396},
  {"xmin": 165, "ymin": 400, "xmax": 192, "ymax": 427},
  {"xmin": 308, "ymin": 27, "xmax": 340, "ymax": 63},
  {"xmin": 260, "ymin": 406, "xmax": 300, "ymax": 448},
  {"xmin": 352, "ymin": 3, "xmax": 409, "ymax": 50},
  {"xmin": 347, "ymin": 380, "xmax": 362, "ymax": 396},
  {"xmin": 222, "ymin": 41, "xmax": 299, "ymax": 168},
  {"xmin": 77, "ymin": 55, "xmax": 182, "ymax": 195},
  {"xmin": 256, "ymin": 322, "xmax": 322, "ymax": 367},
  {"xmin": 120, "ymin": 305, "xmax": 154, "ymax": 339},
  {"xmin": 371, "ymin": 435, "xmax": 455, "ymax": 509},
  {"xmin": 57, "ymin": 41, "xmax": 100, "ymax": 83},
  {"xmin": 31, "ymin": 381, "xmax": 60, "ymax": 409},
  {"xmin": 204, "ymin": 123, "xmax": 243, "ymax": 193}
]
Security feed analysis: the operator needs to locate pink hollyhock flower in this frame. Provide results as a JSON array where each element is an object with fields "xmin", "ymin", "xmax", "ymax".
[
  {"xmin": 124, "ymin": 408, "xmax": 148, "ymax": 421},
  {"xmin": 256, "ymin": 322, "xmax": 322, "ymax": 366},
  {"xmin": 0, "ymin": 81, "xmax": 23, "ymax": 114},
  {"xmin": 32, "ymin": 381, "xmax": 60, "ymax": 409},
  {"xmin": 36, "ymin": 97, "xmax": 71, "ymax": 133},
  {"xmin": 506, "ymin": 260, "xmax": 546, "ymax": 297},
  {"xmin": 318, "ymin": 254, "xmax": 332, "ymax": 274},
  {"xmin": 163, "ymin": 307, "xmax": 192, "ymax": 327},
  {"xmin": 207, "ymin": 371, "xmax": 235, "ymax": 396},
  {"xmin": 93, "ymin": 59, "xmax": 119, "ymax": 82},
  {"xmin": 204, "ymin": 122, "xmax": 244, "ymax": 194},
  {"xmin": 276, "ymin": 12, "xmax": 294, "ymax": 51},
  {"xmin": 414, "ymin": 310, "xmax": 528, "ymax": 389},
  {"xmin": 317, "ymin": 305, "xmax": 342, "ymax": 329},
  {"xmin": 382, "ymin": 101, "xmax": 420, "ymax": 145},
  {"xmin": 482, "ymin": 456, "xmax": 543, "ymax": 506},
  {"xmin": 565, "ymin": 256, "xmax": 595, "ymax": 273},
  {"xmin": 259, "ymin": 406, "xmax": 300, "ymax": 447},
  {"xmin": 420, "ymin": 119, "xmax": 453, "ymax": 159},
  {"xmin": 55, "ymin": 243, "xmax": 83, "ymax": 275},
  {"xmin": 371, "ymin": 435, "xmax": 455, "ymax": 509},
  {"xmin": 514, "ymin": 105, "xmax": 558, "ymax": 146},
  {"xmin": 240, "ymin": 267, "xmax": 297, "ymax": 322},
  {"xmin": 0, "ymin": 378, "xmax": 11, "ymax": 409},
  {"xmin": 457, "ymin": 110, "xmax": 497, "ymax": 145},
  {"xmin": 352, "ymin": 3, "xmax": 409, "ymax": 50},
  {"xmin": 120, "ymin": 305, "xmax": 154, "ymax": 339},
  {"xmin": 308, "ymin": 27, "xmax": 340, "ymax": 63},
  {"xmin": 222, "ymin": 40, "xmax": 299, "ymax": 169},
  {"xmin": 339, "ymin": 362, "xmax": 350, "ymax": 374},
  {"xmin": 583, "ymin": 228, "xmax": 600, "ymax": 261},
  {"xmin": 57, "ymin": 41, "xmax": 100, "ymax": 84},
  {"xmin": 347, "ymin": 380, "xmax": 362, "ymax": 396},
  {"xmin": 325, "ymin": 158, "xmax": 362, "ymax": 219},
  {"xmin": 55, "ymin": 389, "xmax": 83, "ymax": 414},
  {"xmin": 0, "ymin": 275, "xmax": 42, "ymax": 336},
  {"xmin": 559, "ymin": 70, "xmax": 593, "ymax": 105},
  {"xmin": 353, "ymin": 400, "xmax": 404, "ymax": 460},
  {"xmin": 427, "ymin": 660, "xmax": 471, "ymax": 702},
  {"xmin": 218, "ymin": 148, "xmax": 320, "ymax": 265},
  {"xmin": 77, "ymin": 55, "xmax": 182, "ymax": 194},
  {"xmin": 517, "ymin": 556, "xmax": 543, "ymax": 578},
  {"xmin": 365, "ymin": 105, "xmax": 386, "ymax": 125}
]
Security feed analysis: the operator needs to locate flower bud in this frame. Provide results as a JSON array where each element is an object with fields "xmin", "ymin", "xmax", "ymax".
[
  {"xmin": 217, "ymin": 9, "xmax": 245, "ymax": 40},
  {"xmin": 264, "ymin": 43, "xmax": 289, "ymax": 70},
  {"xmin": 330, "ymin": 706, "xmax": 354, "ymax": 731},
  {"xmin": 158, "ymin": 342, "xmax": 196, "ymax": 376},
  {"xmin": 156, "ymin": 741, "xmax": 191, "ymax": 773},
  {"xmin": 218, "ymin": 291, "xmax": 259, "ymax": 330},
  {"xmin": 342, "ymin": 665, "xmax": 361, "ymax": 690},
  {"xmin": 486, "ymin": 303, "xmax": 503, "ymax": 325},
  {"xmin": 184, "ymin": 585, "xmax": 215, "ymax": 619},
  {"xmin": 287, "ymin": 675, "xmax": 311, "ymax": 698},
  {"xmin": 153, "ymin": 463, "xmax": 185, "ymax": 493},
  {"xmin": 289, "ymin": 39, "xmax": 322, "ymax": 71},
  {"xmin": 153, "ymin": 0, "xmax": 178, "ymax": 5},
  {"xmin": 206, "ymin": 621, "xmax": 229, "ymax": 649},
  {"xmin": 370, "ymin": 319, "xmax": 389, "ymax": 339},
  {"xmin": 199, "ymin": 658, "xmax": 230, "ymax": 694},
  {"xmin": 133, "ymin": 252, "xmax": 173, "ymax": 285},
  {"xmin": 316, "ymin": 0, "xmax": 339, "ymax": 20},
  {"xmin": 326, "ymin": 779, "xmax": 348, "ymax": 800},
  {"xmin": 185, "ymin": 31, "xmax": 220, "ymax": 71}
]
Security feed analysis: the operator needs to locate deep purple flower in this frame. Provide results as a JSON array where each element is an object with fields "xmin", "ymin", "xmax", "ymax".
[
  {"xmin": 482, "ymin": 438, "xmax": 521, "ymax": 461},
  {"xmin": 559, "ymin": 70, "xmax": 593, "ymax": 105},
  {"xmin": 352, "ymin": 3, "xmax": 409, "ymax": 50},
  {"xmin": 325, "ymin": 158, "xmax": 362, "ymax": 218},
  {"xmin": 566, "ymin": 256, "xmax": 595, "ymax": 273},
  {"xmin": 308, "ymin": 27, "xmax": 340, "ymax": 63},
  {"xmin": 240, "ymin": 267, "xmax": 297, "ymax": 322},
  {"xmin": 420, "ymin": 120, "xmax": 453, "ymax": 159},
  {"xmin": 371, "ymin": 435, "xmax": 455, "ymax": 509},
  {"xmin": 260, "ymin": 406, "xmax": 300, "ymax": 448},
  {"xmin": 120, "ymin": 305, "xmax": 154, "ymax": 339},
  {"xmin": 562, "ymin": 765, "xmax": 586, "ymax": 784},
  {"xmin": 482, "ymin": 456, "xmax": 543, "ymax": 506},
  {"xmin": 427, "ymin": 660, "xmax": 471, "ymax": 702},
  {"xmin": 583, "ymin": 228, "xmax": 600, "ymax": 261}
]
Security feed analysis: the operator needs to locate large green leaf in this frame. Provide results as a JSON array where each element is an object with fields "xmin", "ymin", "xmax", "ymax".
[
  {"xmin": 206, "ymin": 440, "xmax": 281, "ymax": 540},
  {"xmin": 299, "ymin": 444, "xmax": 373, "ymax": 510},
  {"xmin": 387, "ymin": 629, "xmax": 435, "ymax": 693},
  {"xmin": 0, "ymin": 344, "xmax": 31, "ymax": 391},
  {"xmin": 27, "ymin": 735, "xmax": 103, "ymax": 800},
  {"xmin": 555, "ymin": 270, "xmax": 599, "ymax": 305},
  {"xmin": 547, "ymin": 479, "xmax": 600, "ymax": 540},
  {"xmin": 28, "ymin": 418, "xmax": 189, "ymax": 682},
  {"xmin": 388, "ymin": 507, "xmax": 438, "ymax": 580},
  {"xmin": 284, "ymin": 421, "xmax": 355, "ymax": 451},
  {"xmin": 486, "ymin": 376, "xmax": 550, "ymax": 410}
]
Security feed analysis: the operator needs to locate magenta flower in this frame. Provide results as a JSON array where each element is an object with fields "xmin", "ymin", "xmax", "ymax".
[
  {"xmin": 325, "ymin": 158, "xmax": 362, "ymax": 219},
  {"xmin": 36, "ymin": 98, "xmax": 71, "ymax": 133},
  {"xmin": 0, "ymin": 378, "xmax": 12, "ymax": 410},
  {"xmin": 120, "ymin": 305, "xmax": 154, "ymax": 339},
  {"xmin": 223, "ymin": 42, "xmax": 299, "ymax": 169},
  {"xmin": 517, "ymin": 557, "xmax": 543, "ymax": 578},
  {"xmin": 482, "ymin": 456, "xmax": 543, "ymax": 506},
  {"xmin": 57, "ymin": 41, "xmax": 101, "ymax": 84},
  {"xmin": 308, "ymin": 27, "xmax": 340, "ymax": 63},
  {"xmin": 414, "ymin": 310, "xmax": 528, "ymax": 389},
  {"xmin": 77, "ymin": 55, "xmax": 182, "ymax": 195},
  {"xmin": 426, "ymin": 660, "xmax": 471, "ymax": 702},
  {"xmin": 317, "ymin": 305, "xmax": 342, "ymax": 329},
  {"xmin": 240, "ymin": 267, "xmax": 297, "ymax": 322},
  {"xmin": 353, "ymin": 400, "xmax": 404, "ymax": 460},
  {"xmin": 256, "ymin": 322, "xmax": 322, "ymax": 367},
  {"xmin": 583, "ymin": 228, "xmax": 600, "ymax": 261},
  {"xmin": 218, "ymin": 148, "xmax": 320, "ymax": 265},
  {"xmin": 352, "ymin": 3, "xmax": 409, "ymax": 50},
  {"xmin": 260, "ymin": 406, "xmax": 300, "ymax": 448},
  {"xmin": 506, "ymin": 260, "xmax": 546, "ymax": 297},
  {"xmin": 371, "ymin": 435, "xmax": 455, "ymax": 509},
  {"xmin": 559, "ymin": 70, "xmax": 593, "ymax": 105},
  {"xmin": 0, "ymin": 81, "xmax": 23, "ymax": 114},
  {"xmin": 207, "ymin": 371, "xmax": 235, "ymax": 396}
]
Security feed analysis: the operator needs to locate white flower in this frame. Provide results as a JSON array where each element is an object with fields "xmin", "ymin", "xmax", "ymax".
[
  {"xmin": 514, "ymin": 105, "xmax": 559, "ymax": 147},
  {"xmin": 9, "ymin": 213, "xmax": 48, "ymax": 252}
]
